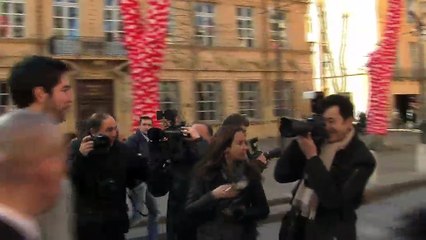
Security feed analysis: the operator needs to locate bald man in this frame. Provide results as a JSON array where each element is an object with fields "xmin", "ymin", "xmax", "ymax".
[{"xmin": 0, "ymin": 110, "xmax": 66, "ymax": 240}]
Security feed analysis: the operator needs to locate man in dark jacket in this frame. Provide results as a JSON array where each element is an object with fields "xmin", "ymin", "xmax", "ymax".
[
  {"xmin": 127, "ymin": 116, "xmax": 152, "ymax": 158},
  {"xmin": 165, "ymin": 126, "xmax": 209, "ymax": 240},
  {"xmin": 148, "ymin": 115, "xmax": 210, "ymax": 240},
  {"xmin": 70, "ymin": 113, "xmax": 148, "ymax": 240},
  {"xmin": 126, "ymin": 116, "xmax": 159, "ymax": 239},
  {"xmin": 274, "ymin": 94, "xmax": 376, "ymax": 240}
]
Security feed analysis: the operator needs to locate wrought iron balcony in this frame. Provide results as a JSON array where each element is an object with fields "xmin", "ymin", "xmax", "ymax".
[{"xmin": 48, "ymin": 36, "xmax": 127, "ymax": 57}]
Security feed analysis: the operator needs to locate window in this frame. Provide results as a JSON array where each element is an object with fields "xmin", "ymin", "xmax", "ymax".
[
  {"xmin": 196, "ymin": 82, "xmax": 221, "ymax": 121},
  {"xmin": 104, "ymin": 0, "xmax": 123, "ymax": 41},
  {"xmin": 273, "ymin": 80, "xmax": 294, "ymax": 117},
  {"xmin": 0, "ymin": 0, "xmax": 25, "ymax": 38},
  {"xmin": 166, "ymin": 8, "xmax": 176, "ymax": 43},
  {"xmin": 270, "ymin": 9, "xmax": 288, "ymax": 47},
  {"xmin": 395, "ymin": 47, "xmax": 401, "ymax": 70},
  {"xmin": 393, "ymin": 46, "xmax": 402, "ymax": 79},
  {"xmin": 407, "ymin": 0, "xmax": 415, "ymax": 23},
  {"xmin": 238, "ymin": 82, "xmax": 260, "ymax": 119},
  {"xmin": 236, "ymin": 7, "xmax": 254, "ymax": 47},
  {"xmin": 159, "ymin": 82, "xmax": 180, "ymax": 111},
  {"xmin": 195, "ymin": 3, "xmax": 215, "ymax": 47},
  {"xmin": 0, "ymin": 82, "xmax": 10, "ymax": 115},
  {"xmin": 53, "ymin": 0, "xmax": 79, "ymax": 37},
  {"xmin": 409, "ymin": 42, "xmax": 419, "ymax": 77}
]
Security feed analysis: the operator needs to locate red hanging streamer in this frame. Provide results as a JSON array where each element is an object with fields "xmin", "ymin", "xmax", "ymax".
[
  {"xmin": 367, "ymin": 0, "xmax": 402, "ymax": 135},
  {"xmin": 120, "ymin": 0, "xmax": 170, "ymax": 130}
]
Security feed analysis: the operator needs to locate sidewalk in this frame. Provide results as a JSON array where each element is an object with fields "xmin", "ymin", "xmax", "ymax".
[{"xmin": 127, "ymin": 131, "xmax": 426, "ymax": 239}]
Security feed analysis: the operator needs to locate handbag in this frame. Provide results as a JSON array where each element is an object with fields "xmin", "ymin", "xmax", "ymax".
[
  {"xmin": 279, "ymin": 206, "xmax": 306, "ymax": 240},
  {"xmin": 279, "ymin": 180, "xmax": 306, "ymax": 240}
]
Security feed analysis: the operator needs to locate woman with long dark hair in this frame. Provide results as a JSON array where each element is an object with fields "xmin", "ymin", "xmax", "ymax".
[{"xmin": 186, "ymin": 126, "xmax": 269, "ymax": 240}]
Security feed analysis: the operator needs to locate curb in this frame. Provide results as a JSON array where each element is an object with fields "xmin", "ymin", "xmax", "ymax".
[
  {"xmin": 386, "ymin": 129, "xmax": 422, "ymax": 133},
  {"xmin": 133, "ymin": 175, "xmax": 426, "ymax": 228},
  {"xmin": 262, "ymin": 175, "xmax": 426, "ymax": 225},
  {"xmin": 363, "ymin": 176, "xmax": 426, "ymax": 204}
]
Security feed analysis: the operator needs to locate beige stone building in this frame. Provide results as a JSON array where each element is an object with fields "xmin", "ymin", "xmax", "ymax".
[
  {"xmin": 378, "ymin": 0, "xmax": 424, "ymax": 122},
  {"xmin": 0, "ymin": 0, "xmax": 312, "ymax": 138}
]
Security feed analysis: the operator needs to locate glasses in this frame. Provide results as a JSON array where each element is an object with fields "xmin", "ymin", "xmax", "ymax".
[{"xmin": 142, "ymin": 123, "xmax": 152, "ymax": 126}]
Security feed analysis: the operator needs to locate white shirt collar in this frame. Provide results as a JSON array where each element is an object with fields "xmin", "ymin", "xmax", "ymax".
[
  {"xmin": 0, "ymin": 203, "xmax": 40, "ymax": 240},
  {"xmin": 141, "ymin": 131, "xmax": 150, "ymax": 141}
]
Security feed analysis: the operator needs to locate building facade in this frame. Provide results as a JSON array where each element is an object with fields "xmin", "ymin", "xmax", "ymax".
[
  {"xmin": 379, "ymin": 0, "xmax": 421, "ymax": 123},
  {"xmin": 0, "ymin": 0, "xmax": 312, "ymax": 138}
]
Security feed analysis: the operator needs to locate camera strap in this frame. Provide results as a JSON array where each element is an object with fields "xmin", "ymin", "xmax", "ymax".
[{"xmin": 290, "ymin": 179, "xmax": 302, "ymax": 206}]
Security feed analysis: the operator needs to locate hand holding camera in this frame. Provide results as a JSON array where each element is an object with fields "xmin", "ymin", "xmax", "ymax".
[
  {"xmin": 256, "ymin": 153, "xmax": 267, "ymax": 165},
  {"xmin": 297, "ymin": 132, "xmax": 318, "ymax": 159},
  {"xmin": 79, "ymin": 136, "xmax": 94, "ymax": 156},
  {"xmin": 181, "ymin": 126, "xmax": 201, "ymax": 140},
  {"xmin": 79, "ymin": 134, "xmax": 111, "ymax": 156}
]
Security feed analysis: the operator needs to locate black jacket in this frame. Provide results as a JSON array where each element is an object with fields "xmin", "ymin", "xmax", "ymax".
[
  {"xmin": 0, "ymin": 220, "xmax": 25, "ymax": 240},
  {"xmin": 70, "ymin": 140, "xmax": 148, "ymax": 234},
  {"xmin": 186, "ymin": 169, "xmax": 270, "ymax": 240},
  {"xmin": 274, "ymin": 135, "xmax": 376, "ymax": 240},
  {"xmin": 126, "ymin": 130, "xmax": 150, "ymax": 159}
]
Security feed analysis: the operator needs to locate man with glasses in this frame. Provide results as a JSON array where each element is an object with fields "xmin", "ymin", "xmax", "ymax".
[{"xmin": 126, "ymin": 116, "xmax": 159, "ymax": 240}]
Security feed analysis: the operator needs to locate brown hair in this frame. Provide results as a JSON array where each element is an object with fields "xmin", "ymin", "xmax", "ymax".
[{"xmin": 195, "ymin": 125, "xmax": 260, "ymax": 181}]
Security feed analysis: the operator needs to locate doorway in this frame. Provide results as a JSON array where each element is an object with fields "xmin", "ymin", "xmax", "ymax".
[
  {"xmin": 394, "ymin": 94, "xmax": 417, "ymax": 123},
  {"xmin": 76, "ymin": 79, "xmax": 114, "ymax": 121}
]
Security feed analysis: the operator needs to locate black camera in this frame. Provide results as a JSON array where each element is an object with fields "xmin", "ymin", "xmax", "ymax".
[
  {"xmin": 148, "ymin": 109, "xmax": 188, "ymax": 168},
  {"xmin": 153, "ymin": 109, "xmax": 187, "ymax": 139},
  {"xmin": 247, "ymin": 137, "xmax": 260, "ymax": 159},
  {"xmin": 279, "ymin": 114, "xmax": 328, "ymax": 143},
  {"xmin": 247, "ymin": 137, "xmax": 281, "ymax": 161},
  {"xmin": 91, "ymin": 134, "xmax": 110, "ymax": 154},
  {"xmin": 247, "ymin": 138, "xmax": 281, "ymax": 170}
]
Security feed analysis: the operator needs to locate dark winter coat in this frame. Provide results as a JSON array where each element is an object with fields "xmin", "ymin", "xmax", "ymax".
[
  {"xmin": 70, "ymin": 140, "xmax": 148, "ymax": 235},
  {"xmin": 186, "ymin": 166, "xmax": 270, "ymax": 240},
  {"xmin": 274, "ymin": 135, "xmax": 376, "ymax": 240}
]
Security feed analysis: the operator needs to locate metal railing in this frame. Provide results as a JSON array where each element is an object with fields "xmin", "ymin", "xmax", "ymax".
[{"xmin": 48, "ymin": 36, "xmax": 127, "ymax": 57}]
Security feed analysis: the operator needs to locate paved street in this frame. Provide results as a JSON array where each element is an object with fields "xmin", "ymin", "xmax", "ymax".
[
  {"xmin": 129, "ymin": 187, "xmax": 426, "ymax": 240},
  {"xmin": 127, "ymin": 131, "xmax": 426, "ymax": 240},
  {"xmin": 256, "ymin": 187, "xmax": 426, "ymax": 240}
]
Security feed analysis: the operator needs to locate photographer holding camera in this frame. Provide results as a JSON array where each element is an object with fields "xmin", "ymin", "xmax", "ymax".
[
  {"xmin": 274, "ymin": 95, "xmax": 376, "ymax": 240},
  {"xmin": 186, "ymin": 126, "xmax": 269, "ymax": 240},
  {"xmin": 70, "ymin": 113, "xmax": 148, "ymax": 240},
  {"xmin": 147, "ymin": 110, "xmax": 208, "ymax": 240}
]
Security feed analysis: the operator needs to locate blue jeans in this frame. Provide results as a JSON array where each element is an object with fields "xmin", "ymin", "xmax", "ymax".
[
  {"xmin": 129, "ymin": 183, "xmax": 159, "ymax": 240},
  {"xmin": 145, "ymin": 190, "xmax": 159, "ymax": 240}
]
